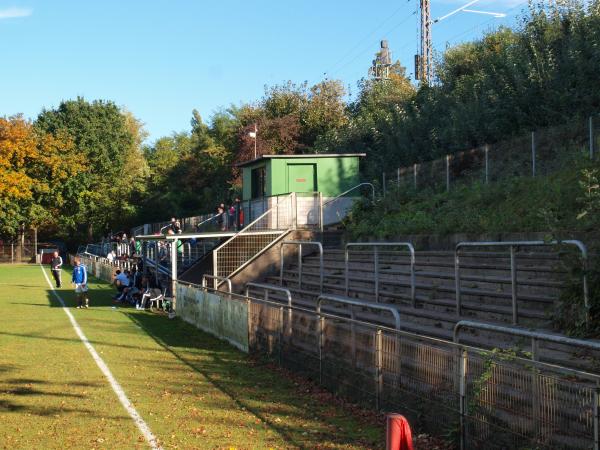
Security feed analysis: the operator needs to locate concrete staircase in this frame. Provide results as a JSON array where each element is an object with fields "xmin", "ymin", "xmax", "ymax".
[{"xmin": 252, "ymin": 247, "xmax": 600, "ymax": 373}]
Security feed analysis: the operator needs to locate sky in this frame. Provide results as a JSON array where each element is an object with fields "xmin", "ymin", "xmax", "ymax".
[{"xmin": 0, "ymin": 0, "xmax": 530, "ymax": 142}]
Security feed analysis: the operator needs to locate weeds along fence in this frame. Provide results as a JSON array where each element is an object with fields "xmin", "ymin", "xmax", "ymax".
[
  {"xmin": 382, "ymin": 115, "xmax": 599, "ymax": 196},
  {"xmin": 175, "ymin": 281, "xmax": 600, "ymax": 450}
]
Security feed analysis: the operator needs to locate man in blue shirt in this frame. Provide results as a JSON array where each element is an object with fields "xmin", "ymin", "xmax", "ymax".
[{"xmin": 72, "ymin": 257, "xmax": 89, "ymax": 309}]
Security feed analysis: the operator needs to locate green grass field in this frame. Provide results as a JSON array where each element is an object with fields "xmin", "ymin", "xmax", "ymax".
[{"xmin": 0, "ymin": 265, "xmax": 383, "ymax": 449}]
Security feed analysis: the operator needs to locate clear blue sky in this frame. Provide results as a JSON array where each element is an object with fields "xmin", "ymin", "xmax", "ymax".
[{"xmin": 0, "ymin": 0, "xmax": 528, "ymax": 142}]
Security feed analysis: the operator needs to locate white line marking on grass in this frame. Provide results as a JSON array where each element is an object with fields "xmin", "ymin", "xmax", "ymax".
[{"xmin": 40, "ymin": 265, "xmax": 162, "ymax": 450}]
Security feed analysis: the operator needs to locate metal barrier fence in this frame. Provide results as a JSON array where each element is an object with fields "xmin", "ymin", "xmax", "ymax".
[
  {"xmin": 212, "ymin": 193, "xmax": 295, "ymax": 279},
  {"xmin": 383, "ymin": 115, "xmax": 598, "ymax": 196},
  {"xmin": 345, "ymin": 242, "xmax": 416, "ymax": 305},
  {"xmin": 454, "ymin": 320, "xmax": 600, "ymax": 361},
  {"xmin": 0, "ymin": 243, "xmax": 36, "ymax": 263},
  {"xmin": 279, "ymin": 240, "xmax": 323, "ymax": 292},
  {"xmin": 188, "ymin": 283, "xmax": 600, "ymax": 449},
  {"xmin": 321, "ymin": 183, "xmax": 374, "ymax": 227},
  {"xmin": 455, "ymin": 240, "xmax": 589, "ymax": 324}
]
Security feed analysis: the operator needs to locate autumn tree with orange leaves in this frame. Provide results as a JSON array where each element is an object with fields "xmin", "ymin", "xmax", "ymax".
[{"xmin": 0, "ymin": 115, "xmax": 83, "ymax": 238}]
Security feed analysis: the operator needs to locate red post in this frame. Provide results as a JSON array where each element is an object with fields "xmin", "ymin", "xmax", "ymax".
[{"xmin": 386, "ymin": 413, "xmax": 414, "ymax": 450}]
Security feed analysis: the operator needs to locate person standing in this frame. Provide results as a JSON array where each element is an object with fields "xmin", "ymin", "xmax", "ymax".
[
  {"xmin": 50, "ymin": 251, "xmax": 63, "ymax": 288},
  {"xmin": 72, "ymin": 257, "xmax": 89, "ymax": 309}
]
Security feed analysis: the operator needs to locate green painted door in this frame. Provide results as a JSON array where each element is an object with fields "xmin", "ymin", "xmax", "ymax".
[{"xmin": 287, "ymin": 164, "xmax": 316, "ymax": 193}]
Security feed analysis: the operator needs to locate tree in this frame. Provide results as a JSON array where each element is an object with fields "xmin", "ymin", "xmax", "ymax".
[
  {"xmin": 0, "ymin": 115, "xmax": 82, "ymax": 238},
  {"xmin": 35, "ymin": 98, "xmax": 146, "ymax": 239}
]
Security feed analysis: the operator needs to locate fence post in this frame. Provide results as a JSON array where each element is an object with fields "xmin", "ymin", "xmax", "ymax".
[
  {"xmin": 590, "ymin": 116, "xmax": 595, "ymax": 160},
  {"xmin": 374, "ymin": 246, "xmax": 380, "ymax": 303},
  {"xmin": 459, "ymin": 349, "xmax": 467, "ymax": 450},
  {"xmin": 531, "ymin": 131, "xmax": 536, "ymax": 177},
  {"xmin": 350, "ymin": 308, "xmax": 357, "ymax": 369},
  {"xmin": 446, "ymin": 155, "xmax": 450, "ymax": 191},
  {"xmin": 246, "ymin": 298, "xmax": 253, "ymax": 351},
  {"xmin": 292, "ymin": 192, "xmax": 297, "ymax": 229},
  {"xmin": 375, "ymin": 328, "xmax": 383, "ymax": 411},
  {"xmin": 383, "ymin": 172, "xmax": 386, "ymax": 197},
  {"xmin": 318, "ymin": 315, "xmax": 325, "ymax": 385},
  {"xmin": 484, "ymin": 145, "xmax": 489, "ymax": 184},
  {"xmin": 510, "ymin": 245, "xmax": 518, "ymax": 325},
  {"xmin": 413, "ymin": 164, "xmax": 418, "ymax": 190},
  {"xmin": 594, "ymin": 381, "xmax": 599, "ymax": 450},
  {"xmin": 298, "ymin": 243, "xmax": 303, "ymax": 290},
  {"xmin": 278, "ymin": 306, "xmax": 284, "ymax": 365},
  {"xmin": 397, "ymin": 168, "xmax": 400, "ymax": 187},
  {"xmin": 319, "ymin": 192, "xmax": 323, "ymax": 233}
]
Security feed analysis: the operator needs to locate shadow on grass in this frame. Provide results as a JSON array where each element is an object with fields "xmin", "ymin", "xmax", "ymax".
[{"xmin": 125, "ymin": 312, "xmax": 315, "ymax": 449}]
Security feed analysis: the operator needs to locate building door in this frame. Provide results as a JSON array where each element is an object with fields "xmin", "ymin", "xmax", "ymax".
[{"xmin": 287, "ymin": 164, "xmax": 316, "ymax": 193}]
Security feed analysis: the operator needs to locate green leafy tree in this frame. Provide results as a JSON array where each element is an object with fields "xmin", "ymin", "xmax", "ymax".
[{"xmin": 35, "ymin": 97, "xmax": 146, "ymax": 239}]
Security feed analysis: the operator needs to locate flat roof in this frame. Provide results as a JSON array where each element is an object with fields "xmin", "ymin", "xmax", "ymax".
[{"xmin": 236, "ymin": 153, "xmax": 366, "ymax": 168}]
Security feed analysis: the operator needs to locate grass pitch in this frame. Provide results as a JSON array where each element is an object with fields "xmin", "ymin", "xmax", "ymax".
[{"xmin": 0, "ymin": 265, "xmax": 383, "ymax": 449}]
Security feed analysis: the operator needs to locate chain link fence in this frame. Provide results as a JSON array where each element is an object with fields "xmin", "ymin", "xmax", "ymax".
[
  {"xmin": 383, "ymin": 115, "xmax": 598, "ymax": 196},
  {"xmin": 207, "ymin": 284, "xmax": 600, "ymax": 449}
]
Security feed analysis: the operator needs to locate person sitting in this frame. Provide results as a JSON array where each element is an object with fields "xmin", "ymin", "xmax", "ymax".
[
  {"xmin": 113, "ymin": 269, "xmax": 130, "ymax": 301},
  {"xmin": 121, "ymin": 267, "xmax": 142, "ymax": 305}
]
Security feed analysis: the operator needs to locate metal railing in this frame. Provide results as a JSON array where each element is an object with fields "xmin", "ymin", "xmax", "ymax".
[
  {"xmin": 279, "ymin": 240, "xmax": 323, "ymax": 292},
  {"xmin": 345, "ymin": 242, "xmax": 416, "ymax": 305},
  {"xmin": 455, "ymin": 240, "xmax": 589, "ymax": 324},
  {"xmin": 202, "ymin": 274, "xmax": 232, "ymax": 293},
  {"xmin": 188, "ymin": 282, "xmax": 600, "ymax": 449},
  {"xmin": 316, "ymin": 293, "xmax": 402, "ymax": 330},
  {"xmin": 245, "ymin": 282, "xmax": 293, "ymax": 309},
  {"xmin": 321, "ymin": 182, "xmax": 375, "ymax": 227},
  {"xmin": 245, "ymin": 282, "xmax": 294, "ymax": 341},
  {"xmin": 454, "ymin": 320, "xmax": 600, "ymax": 362},
  {"xmin": 213, "ymin": 193, "xmax": 295, "ymax": 280}
]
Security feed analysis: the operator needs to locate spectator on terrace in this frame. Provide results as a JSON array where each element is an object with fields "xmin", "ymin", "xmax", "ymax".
[
  {"xmin": 113, "ymin": 269, "xmax": 130, "ymax": 300},
  {"xmin": 228, "ymin": 205, "xmax": 236, "ymax": 230},
  {"xmin": 235, "ymin": 198, "xmax": 243, "ymax": 230},
  {"xmin": 117, "ymin": 267, "xmax": 141, "ymax": 304},
  {"xmin": 106, "ymin": 250, "xmax": 115, "ymax": 263},
  {"xmin": 129, "ymin": 237, "xmax": 136, "ymax": 256},
  {"xmin": 216, "ymin": 207, "xmax": 225, "ymax": 231}
]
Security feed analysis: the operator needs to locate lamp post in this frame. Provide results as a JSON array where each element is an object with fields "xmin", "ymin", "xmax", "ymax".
[{"xmin": 248, "ymin": 124, "xmax": 258, "ymax": 159}]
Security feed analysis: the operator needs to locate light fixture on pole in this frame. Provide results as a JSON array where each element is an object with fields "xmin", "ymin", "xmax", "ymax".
[{"xmin": 248, "ymin": 124, "xmax": 258, "ymax": 159}]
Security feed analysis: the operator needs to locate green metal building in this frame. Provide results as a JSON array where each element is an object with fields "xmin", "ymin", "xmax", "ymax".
[{"xmin": 237, "ymin": 154, "xmax": 365, "ymax": 200}]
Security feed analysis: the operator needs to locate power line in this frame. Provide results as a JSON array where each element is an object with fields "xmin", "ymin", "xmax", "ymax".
[
  {"xmin": 436, "ymin": 0, "xmax": 529, "ymax": 49},
  {"xmin": 326, "ymin": 11, "xmax": 417, "ymax": 80},
  {"xmin": 323, "ymin": 2, "xmax": 413, "ymax": 77}
]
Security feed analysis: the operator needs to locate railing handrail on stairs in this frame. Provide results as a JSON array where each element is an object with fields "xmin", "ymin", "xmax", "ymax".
[
  {"xmin": 345, "ymin": 242, "xmax": 416, "ymax": 305},
  {"xmin": 455, "ymin": 240, "xmax": 589, "ymax": 324},
  {"xmin": 322, "ymin": 182, "xmax": 375, "ymax": 207},
  {"xmin": 279, "ymin": 240, "xmax": 323, "ymax": 292},
  {"xmin": 212, "ymin": 193, "xmax": 296, "ymax": 281},
  {"xmin": 454, "ymin": 319, "xmax": 600, "ymax": 362}
]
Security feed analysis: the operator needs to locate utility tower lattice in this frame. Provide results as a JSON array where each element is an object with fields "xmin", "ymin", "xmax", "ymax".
[
  {"xmin": 369, "ymin": 40, "xmax": 392, "ymax": 80},
  {"xmin": 416, "ymin": 0, "xmax": 432, "ymax": 84}
]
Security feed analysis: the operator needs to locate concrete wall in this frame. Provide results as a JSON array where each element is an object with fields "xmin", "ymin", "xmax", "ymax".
[{"xmin": 176, "ymin": 282, "xmax": 249, "ymax": 353}]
